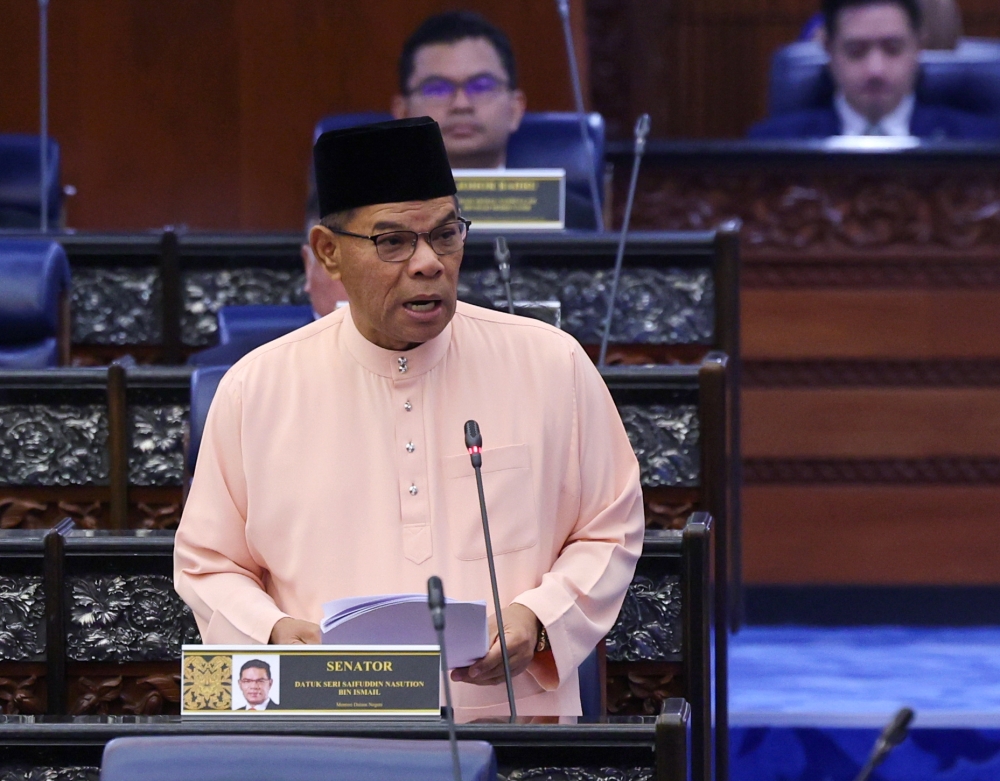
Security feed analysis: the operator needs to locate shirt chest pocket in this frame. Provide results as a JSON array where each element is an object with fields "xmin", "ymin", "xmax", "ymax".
[{"xmin": 441, "ymin": 443, "xmax": 539, "ymax": 561}]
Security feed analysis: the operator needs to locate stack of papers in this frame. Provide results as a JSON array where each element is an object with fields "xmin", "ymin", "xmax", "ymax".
[{"xmin": 321, "ymin": 594, "xmax": 489, "ymax": 669}]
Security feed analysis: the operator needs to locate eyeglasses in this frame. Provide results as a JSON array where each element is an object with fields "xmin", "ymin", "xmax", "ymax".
[
  {"xmin": 329, "ymin": 219, "xmax": 471, "ymax": 263},
  {"xmin": 409, "ymin": 74, "xmax": 509, "ymax": 104},
  {"xmin": 239, "ymin": 678, "xmax": 271, "ymax": 685}
]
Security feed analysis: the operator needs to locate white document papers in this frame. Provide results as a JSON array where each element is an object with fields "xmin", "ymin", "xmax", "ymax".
[{"xmin": 321, "ymin": 594, "xmax": 489, "ymax": 669}]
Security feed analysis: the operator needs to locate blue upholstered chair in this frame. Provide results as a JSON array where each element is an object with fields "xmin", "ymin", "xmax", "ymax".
[
  {"xmin": 314, "ymin": 111, "xmax": 607, "ymax": 219},
  {"xmin": 577, "ymin": 646, "xmax": 603, "ymax": 718},
  {"xmin": 216, "ymin": 304, "xmax": 313, "ymax": 345},
  {"xmin": 767, "ymin": 39, "xmax": 1000, "ymax": 120},
  {"xmin": 0, "ymin": 239, "xmax": 70, "ymax": 368},
  {"xmin": 187, "ymin": 365, "xmax": 228, "ymax": 475},
  {"xmin": 100, "ymin": 735, "xmax": 497, "ymax": 781},
  {"xmin": 0, "ymin": 134, "xmax": 61, "ymax": 228}
]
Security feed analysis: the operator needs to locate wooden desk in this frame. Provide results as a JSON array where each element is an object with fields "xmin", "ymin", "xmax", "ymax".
[
  {"xmin": 609, "ymin": 140, "xmax": 1000, "ymax": 592},
  {"xmin": 0, "ymin": 703, "xmax": 691, "ymax": 781}
]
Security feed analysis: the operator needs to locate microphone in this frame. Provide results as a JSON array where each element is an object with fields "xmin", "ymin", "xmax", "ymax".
[
  {"xmin": 597, "ymin": 113, "xmax": 651, "ymax": 367},
  {"xmin": 463, "ymin": 420, "xmax": 517, "ymax": 718},
  {"xmin": 555, "ymin": 0, "xmax": 605, "ymax": 231},
  {"xmin": 493, "ymin": 237, "xmax": 515, "ymax": 315},
  {"xmin": 852, "ymin": 707, "xmax": 915, "ymax": 781},
  {"xmin": 427, "ymin": 576, "xmax": 462, "ymax": 781}
]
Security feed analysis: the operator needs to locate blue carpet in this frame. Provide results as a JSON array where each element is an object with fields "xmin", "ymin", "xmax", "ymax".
[{"xmin": 728, "ymin": 627, "xmax": 1000, "ymax": 780}]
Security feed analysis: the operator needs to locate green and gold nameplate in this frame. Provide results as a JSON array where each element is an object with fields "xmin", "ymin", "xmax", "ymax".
[
  {"xmin": 181, "ymin": 645, "xmax": 440, "ymax": 717},
  {"xmin": 455, "ymin": 168, "xmax": 565, "ymax": 229}
]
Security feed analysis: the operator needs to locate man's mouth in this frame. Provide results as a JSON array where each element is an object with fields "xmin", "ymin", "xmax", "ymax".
[{"xmin": 403, "ymin": 299, "xmax": 442, "ymax": 312}]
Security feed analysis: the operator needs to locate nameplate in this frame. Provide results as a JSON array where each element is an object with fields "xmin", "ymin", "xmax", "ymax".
[
  {"xmin": 181, "ymin": 644, "xmax": 440, "ymax": 717},
  {"xmin": 455, "ymin": 168, "xmax": 565, "ymax": 229}
]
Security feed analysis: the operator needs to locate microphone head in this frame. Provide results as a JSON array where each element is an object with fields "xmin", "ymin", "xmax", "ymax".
[
  {"xmin": 634, "ymin": 113, "xmax": 651, "ymax": 153},
  {"xmin": 493, "ymin": 236, "xmax": 510, "ymax": 264},
  {"xmin": 883, "ymin": 707, "xmax": 915, "ymax": 748},
  {"xmin": 427, "ymin": 575, "xmax": 445, "ymax": 611},
  {"xmin": 464, "ymin": 420, "xmax": 482, "ymax": 449}
]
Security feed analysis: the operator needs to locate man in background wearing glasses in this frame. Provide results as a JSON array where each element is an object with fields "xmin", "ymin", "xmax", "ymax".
[
  {"xmin": 175, "ymin": 117, "xmax": 643, "ymax": 717},
  {"xmin": 391, "ymin": 11, "xmax": 526, "ymax": 170}
]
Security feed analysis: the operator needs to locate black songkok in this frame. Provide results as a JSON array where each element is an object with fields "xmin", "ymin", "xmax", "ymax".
[{"xmin": 313, "ymin": 117, "xmax": 457, "ymax": 217}]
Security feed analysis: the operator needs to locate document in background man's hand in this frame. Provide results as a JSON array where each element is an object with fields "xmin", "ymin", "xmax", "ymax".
[{"xmin": 321, "ymin": 594, "xmax": 489, "ymax": 669}]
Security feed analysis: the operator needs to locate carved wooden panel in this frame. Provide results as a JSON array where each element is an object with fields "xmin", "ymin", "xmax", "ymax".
[
  {"xmin": 0, "ymin": 669, "xmax": 45, "ymax": 715},
  {"xmin": 606, "ymin": 664, "xmax": 684, "ymax": 716},
  {"xmin": 67, "ymin": 668, "xmax": 181, "ymax": 716},
  {"xmin": 620, "ymin": 167, "xmax": 1000, "ymax": 255},
  {"xmin": 0, "ymin": 489, "xmax": 182, "ymax": 531}
]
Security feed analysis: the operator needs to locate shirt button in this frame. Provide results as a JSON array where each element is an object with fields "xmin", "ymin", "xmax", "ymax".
[
  {"xmin": 409, "ymin": 484, "xmax": 418, "ymax": 496},
  {"xmin": 404, "ymin": 401, "xmax": 412, "ymax": 412},
  {"xmin": 406, "ymin": 442, "xmax": 415, "ymax": 453}
]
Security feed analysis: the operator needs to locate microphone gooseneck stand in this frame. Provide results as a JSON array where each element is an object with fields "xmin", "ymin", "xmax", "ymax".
[
  {"xmin": 598, "ymin": 113, "xmax": 651, "ymax": 367},
  {"xmin": 555, "ymin": 0, "xmax": 604, "ymax": 232},
  {"xmin": 464, "ymin": 420, "xmax": 517, "ymax": 719},
  {"xmin": 38, "ymin": 0, "xmax": 50, "ymax": 232},
  {"xmin": 493, "ymin": 237, "xmax": 515, "ymax": 314},
  {"xmin": 427, "ymin": 576, "xmax": 463, "ymax": 781}
]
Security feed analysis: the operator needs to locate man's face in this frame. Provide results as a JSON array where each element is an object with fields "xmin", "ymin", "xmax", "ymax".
[
  {"xmin": 310, "ymin": 196, "xmax": 463, "ymax": 351},
  {"xmin": 238, "ymin": 667, "xmax": 272, "ymax": 707},
  {"xmin": 392, "ymin": 37, "xmax": 526, "ymax": 167},
  {"xmin": 827, "ymin": 3, "xmax": 920, "ymax": 123}
]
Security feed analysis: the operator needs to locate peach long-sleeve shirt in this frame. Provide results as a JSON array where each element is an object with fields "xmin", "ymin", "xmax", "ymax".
[{"xmin": 174, "ymin": 302, "xmax": 644, "ymax": 716}]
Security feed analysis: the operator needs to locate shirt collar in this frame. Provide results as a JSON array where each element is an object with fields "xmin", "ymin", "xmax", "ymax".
[
  {"xmin": 835, "ymin": 92, "xmax": 916, "ymax": 137},
  {"xmin": 341, "ymin": 304, "xmax": 452, "ymax": 379}
]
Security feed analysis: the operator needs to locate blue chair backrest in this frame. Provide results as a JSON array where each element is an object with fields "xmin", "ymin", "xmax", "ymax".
[
  {"xmin": 578, "ymin": 645, "xmax": 602, "ymax": 718},
  {"xmin": 0, "ymin": 134, "xmax": 61, "ymax": 228},
  {"xmin": 217, "ymin": 304, "xmax": 314, "ymax": 346},
  {"xmin": 768, "ymin": 38, "xmax": 1000, "ymax": 120},
  {"xmin": 0, "ymin": 239, "xmax": 69, "ymax": 368},
  {"xmin": 188, "ymin": 365, "xmax": 229, "ymax": 474},
  {"xmin": 101, "ymin": 735, "xmax": 497, "ymax": 781},
  {"xmin": 314, "ymin": 111, "xmax": 606, "ymax": 204}
]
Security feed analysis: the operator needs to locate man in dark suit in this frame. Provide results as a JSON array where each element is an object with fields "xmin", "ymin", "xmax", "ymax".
[
  {"xmin": 750, "ymin": 0, "xmax": 999, "ymax": 140},
  {"xmin": 235, "ymin": 659, "xmax": 280, "ymax": 711}
]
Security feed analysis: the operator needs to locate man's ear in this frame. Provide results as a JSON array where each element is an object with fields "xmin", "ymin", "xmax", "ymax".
[
  {"xmin": 309, "ymin": 224, "xmax": 342, "ymax": 281},
  {"xmin": 391, "ymin": 94, "xmax": 408, "ymax": 119}
]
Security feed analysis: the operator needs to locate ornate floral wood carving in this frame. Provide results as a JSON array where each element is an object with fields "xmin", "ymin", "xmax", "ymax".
[
  {"xmin": 0, "ymin": 675, "xmax": 44, "ymax": 715},
  {"xmin": 69, "ymin": 673, "xmax": 181, "ymax": 716},
  {"xmin": 622, "ymin": 169, "xmax": 1000, "ymax": 254},
  {"xmin": 0, "ymin": 577, "xmax": 45, "ymax": 661},
  {"xmin": 620, "ymin": 406, "xmax": 700, "ymax": 488},
  {"xmin": 0, "ymin": 766, "xmax": 99, "ymax": 781},
  {"xmin": 606, "ymin": 668, "xmax": 684, "ymax": 715},
  {"xmin": 0, "ymin": 491, "xmax": 182, "ymax": 531},
  {"xmin": 509, "ymin": 770, "xmax": 653, "ymax": 781},
  {"xmin": 607, "ymin": 575, "xmax": 682, "ymax": 662}
]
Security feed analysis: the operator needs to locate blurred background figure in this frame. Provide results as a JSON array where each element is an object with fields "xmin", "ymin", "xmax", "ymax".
[
  {"xmin": 800, "ymin": 0, "xmax": 963, "ymax": 49},
  {"xmin": 391, "ymin": 10, "xmax": 526, "ymax": 170},
  {"xmin": 750, "ymin": 0, "xmax": 998, "ymax": 139}
]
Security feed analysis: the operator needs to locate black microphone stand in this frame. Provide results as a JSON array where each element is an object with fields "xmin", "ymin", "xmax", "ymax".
[
  {"xmin": 598, "ymin": 114, "xmax": 651, "ymax": 367},
  {"xmin": 555, "ymin": 0, "xmax": 604, "ymax": 232},
  {"xmin": 428, "ymin": 576, "xmax": 462, "ymax": 781},
  {"xmin": 464, "ymin": 420, "xmax": 517, "ymax": 719},
  {"xmin": 493, "ymin": 237, "xmax": 515, "ymax": 315},
  {"xmin": 852, "ymin": 707, "xmax": 915, "ymax": 781}
]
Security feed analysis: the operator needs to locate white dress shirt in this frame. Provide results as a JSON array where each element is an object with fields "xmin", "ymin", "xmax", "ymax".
[{"xmin": 835, "ymin": 93, "xmax": 916, "ymax": 136}]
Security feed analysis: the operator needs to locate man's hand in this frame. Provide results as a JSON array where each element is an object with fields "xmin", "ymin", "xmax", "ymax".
[
  {"xmin": 269, "ymin": 617, "xmax": 321, "ymax": 645},
  {"xmin": 451, "ymin": 603, "xmax": 539, "ymax": 686}
]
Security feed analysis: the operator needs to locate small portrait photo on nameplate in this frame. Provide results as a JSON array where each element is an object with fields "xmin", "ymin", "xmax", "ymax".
[
  {"xmin": 181, "ymin": 645, "xmax": 440, "ymax": 718},
  {"xmin": 454, "ymin": 168, "xmax": 565, "ymax": 230}
]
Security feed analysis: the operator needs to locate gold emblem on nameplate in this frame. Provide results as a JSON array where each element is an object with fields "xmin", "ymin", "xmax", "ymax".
[{"xmin": 183, "ymin": 654, "xmax": 232, "ymax": 711}]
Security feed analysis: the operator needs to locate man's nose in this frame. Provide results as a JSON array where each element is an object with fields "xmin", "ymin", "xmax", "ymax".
[
  {"xmin": 407, "ymin": 236, "xmax": 445, "ymax": 277},
  {"xmin": 865, "ymin": 49, "xmax": 888, "ymax": 77},
  {"xmin": 449, "ymin": 86, "xmax": 474, "ymax": 111}
]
